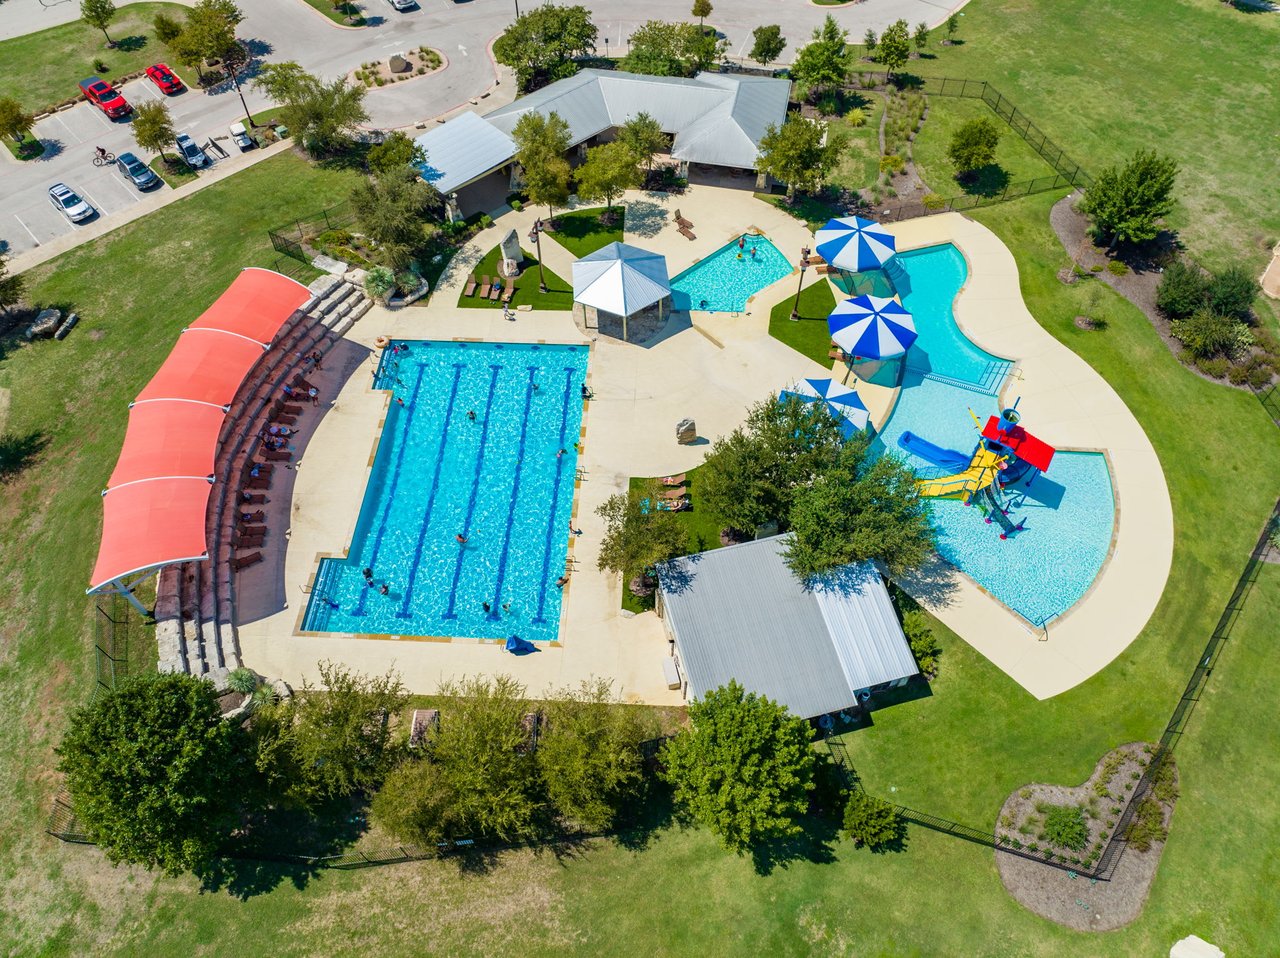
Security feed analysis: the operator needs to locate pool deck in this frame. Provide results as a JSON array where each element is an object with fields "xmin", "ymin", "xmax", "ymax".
[{"xmin": 235, "ymin": 193, "xmax": 1173, "ymax": 703}]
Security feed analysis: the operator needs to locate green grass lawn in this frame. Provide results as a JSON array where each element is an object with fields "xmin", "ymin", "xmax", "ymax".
[
  {"xmin": 754, "ymin": 192, "xmax": 842, "ymax": 233},
  {"xmin": 906, "ymin": 0, "xmax": 1280, "ymax": 273},
  {"xmin": 299, "ymin": 0, "xmax": 367, "ymax": 26},
  {"xmin": 827, "ymin": 94, "xmax": 885, "ymax": 194},
  {"xmin": 911, "ymin": 95, "xmax": 1060, "ymax": 197},
  {"xmin": 3, "ymin": 134, "xmax": 45, "ymax": 161},
  {"xmin": 455, "ymin": 246, "xmax": 572, "ymax": 310},
  {"xmin": 767, "ymin": 277, "xmax": 838, "ymax": 366},
  {"xmin": 621, "ymin": 466, "xmax": 723, "ymax": 613},
  {"xmin": 148, "ymin": 154, "xmax": 196, "ymax": 188},
  {"xmin": 548, "ymin": 207, "xmax": 624, "ymax": 257},
  {"xmin": 0, "ymin": 3, "xmax": 189, "ymax": 113}
]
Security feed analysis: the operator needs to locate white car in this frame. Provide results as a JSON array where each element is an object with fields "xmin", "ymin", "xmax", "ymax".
[
  {"xmin": 386, "ymin": 0, "xmax": 416, "ymax": 10},
  {"xmin": 175, "ymin": 132, "xmax": 210, "ymax": 169},
  {"xmin": 48, "ymin": 182, "xmax": 95, "ymax": 223},
  {"xmin": 229, "ymin": 121, "xmax": 253, "ymax": 151}
]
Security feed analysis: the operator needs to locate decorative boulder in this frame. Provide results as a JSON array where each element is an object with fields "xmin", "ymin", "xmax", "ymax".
[
  {"xmin": 24, "ymin": 308, "xmax": 61, "ymax": 340},
  {"xmin": 676, "ymin": 418, "xmax": 697, "ymax": 444},
  {"xmin": 389, "ymin": 54, "xmax": 410, "ymax": 74},
  {"xmin": 499, "ymin": 228, "xmax": 522, "ymax": 277}
]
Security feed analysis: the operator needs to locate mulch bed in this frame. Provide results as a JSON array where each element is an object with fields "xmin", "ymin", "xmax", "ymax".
[{"xmin": 995, "ymin": 743, "xmax": 1176, "ymax": 931}]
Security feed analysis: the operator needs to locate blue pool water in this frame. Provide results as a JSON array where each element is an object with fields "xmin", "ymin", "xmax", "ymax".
[
  {"xmin": 301, "ymin": 341, "xmax": 589, "ymax": 641},
  {"xmin": 874, "ymin": 244, "xmax": 1116, "ymax": 627},
  {"xmin": 670, "ymin": 235, "xmax": 793, "ymax": 312}
]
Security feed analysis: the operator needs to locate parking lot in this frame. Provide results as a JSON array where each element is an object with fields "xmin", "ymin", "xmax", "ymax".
[{"xmin": 1, "ymin": 71, "xmax": 270, "ymax": 257}]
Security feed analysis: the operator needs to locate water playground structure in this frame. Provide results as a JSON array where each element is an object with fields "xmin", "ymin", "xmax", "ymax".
[{"xmin": 899, "ymin": 400, "xmax": 1056, "ymax": 540}]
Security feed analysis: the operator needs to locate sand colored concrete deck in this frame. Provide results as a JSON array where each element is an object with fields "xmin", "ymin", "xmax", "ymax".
[{"xmin": 236, "ymin": 194, "xmax": 1173, "ymax": 704}]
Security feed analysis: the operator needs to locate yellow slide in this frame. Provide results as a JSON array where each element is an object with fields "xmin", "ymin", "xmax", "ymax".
[{"xmin": 917, "ymin": 447, "xmax": 1006, "ymax": 499}]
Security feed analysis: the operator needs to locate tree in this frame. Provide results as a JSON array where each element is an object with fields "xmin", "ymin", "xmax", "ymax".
[
  {"xmin": 350, "ymin": 167, "xmax": 438, "ymax": 266},
  {"xmin": 253, "ymin": 64, "xmax": 369, "ymax": 157},
  {"xmin": 691, "ymin": 0, "xmax": 712, "ymax": 30},
  {"xmin": 56, "ymin": 673, "xmax": 247, "ymax": 876},
  {"xmin": 172, "ymin": 0, "xmax": 243, "ymax": 83},
  {"xmin": 493, "ymin": 4, "xmax": 597, "ymax": 91},
  {"xmin": 0, "ymin": 96, "xmax": 34, "ymax": 146},
  {"xmin": 784, "ymin": 435, "xmax": 934, "ymax": 578},
  {"xmin": 863, "ymin": 29, "xmax": 877, "ymax": 55},
  {"xmin": 756, "ymin": 114, "xmax": 847, "ymax": 200},
  {"xmin": 80, "ymin": 0, "xmax": 117, "ymax": 46},
  {"xmin": 595, "ymin": 480, "xmax": 689, "ymax": 586},
  {"xmin": 946, "ymin": 116, "xmax": 1002, "ymax": 175},
  {"xmin": 699, "ymin": 395, "xmax": 845, "ymax": 533},
  {"xmin": 902, "ymin": 608, "xmax": 941, "ymax": 678},
  {"xmin": 621, "ymin": 20, "xmax": 713, "ymax": 78},
  {"xmin": 877, "ymin": 19, "xmax": 911, "ymax": 79},
  {"xmin": 841, "ymin": 790, "xmax": 903, "ymax": 850},
  {"xmin": 749, "ymin": 24, "xmax": 786, "ymax": 68},
  {"xmin": 1155, "ymin": 258, "xmax": 1208, "ymax": 318},
  {"xmin": 791, "ymin": 15, "xmax": 849, "ymax": 96},
  {"xmin": 617, "ymin": 111, "xmax": 665, "ymax": 172},
  {"xmin": 1205, "ymin": 265, "xmax": 1259, "ymax": 320},
  {"xmin": 537, "ymin": 678, "xmax": 654, "ymax": 831},
  {"xmin": 1079, "ymin": 149, "xmax": 1179, "ymax": 249},
  {"xmin": 131, "ymin": 100, "xmax": 177, "ymax": 162},
  {"xmin": 946, "ymin": 13, "xmax": 960, "ymax": 43},
  {"xmin": 370, "ymin": 755, "xmax": 460, "ymax": 847},
  {"xmin": 512, "ymin": 110, "xmax": 572, "ymax": 220},
  {"xmin": 660, "ymin": 681, "xmax": 815, "ymax": 852},
  {"xmin": 0, "ymin": 250, "xmax": 29, "ymax": 317},
  {"xmin": 153, "ymin": 11, "xmax": 184, "ymax": 45},
  {"xmin": 278, "ymin": 661, "xmax": 409, "ymax": 804},
  {"xmin": 576, "ymin": 141, "xmax": 642, "ymax": 211},
  {"xmin": 914, "ymin": 21, "xmax": 929, "ymax": 52},
  {"xmin": 684, "ymin": 24, "xmax": 728, "ymax": 73},
  {"xmin": 367, "ymin": 130, "xmax": 428, "ymax": 175}
]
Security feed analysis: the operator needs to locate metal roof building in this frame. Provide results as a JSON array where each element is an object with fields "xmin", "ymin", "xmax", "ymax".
[
  {"xmin": 412, "ymin": 111, "xmax": 519, "ymax": 195},
  {"xmin": 657, "ymin": 535, "xmax": 917, "ymax": 719},
  {"xmin": 482, "ymin": 69, "xmax": 791, "ymax": 170}
]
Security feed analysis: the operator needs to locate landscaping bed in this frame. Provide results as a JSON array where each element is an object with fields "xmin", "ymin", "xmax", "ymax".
[
  {"xmin": 352, "ymin": 47, "xmax": 445, "ymax": 88},
  {"xmin": 456, "ymin": 245, "xmax": 572, "ymax": 311}
]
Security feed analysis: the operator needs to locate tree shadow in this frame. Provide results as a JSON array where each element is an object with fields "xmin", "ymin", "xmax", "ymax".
[
  {"xmin": 957, "ymin": 163, "xmax": 1012, "ymax": 198},
  {"xmin": 0, "ymin": 431, "xmax": 49, "ymax": 481},
  {"xmin": 114, "ymin": 35, "xmax": 147, "ymax": 53},
  {"xmin": 749, "ymin": 813, "xmax": 840, "ymax": 875},
  {"xmin": 33, "ymin": 138, "xmax": 64, "ymax": 161},
  {"xmin": 200, "ymin": 853, "xmax": 328, "ymax": 899}
]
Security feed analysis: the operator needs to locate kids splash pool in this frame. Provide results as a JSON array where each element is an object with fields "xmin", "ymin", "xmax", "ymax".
[
  {"xmin": 874, "ymin": 244, "xmax": 1116, "ymax": 627},
  {"xmin": 301, "ymin": 341, "xmax": 588, "ymax": 642},
  {"xmin": 670, "ymin": 234, "xmax": 792, "ymax": 312}
]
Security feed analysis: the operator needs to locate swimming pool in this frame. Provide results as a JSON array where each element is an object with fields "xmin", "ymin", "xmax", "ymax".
[
  {"xmin": 301, "ymin": 341, "xmax": 589, "ymax": 642},
  {"xmin": 873, "ymin": 244, "xmax": 1116, "ymax": 627},
  {"xmin": 670, "ymin": 235, "xmax": 793, "ymax": 312}
]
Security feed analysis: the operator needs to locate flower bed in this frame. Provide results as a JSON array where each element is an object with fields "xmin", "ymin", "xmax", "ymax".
[{"xmin": 351, "ymin": 47, "xmax": 444, "ymax": 88}]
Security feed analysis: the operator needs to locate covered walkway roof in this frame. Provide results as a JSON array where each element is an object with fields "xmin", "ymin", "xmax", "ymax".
[{"xmin": 88, "ymin": 268, "xmax": 310, "ymax": 602}]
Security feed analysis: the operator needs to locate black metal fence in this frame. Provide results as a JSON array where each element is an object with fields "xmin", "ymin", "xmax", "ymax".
[
  {"xmin": 1253, "ymin": 382, "xmax": 1280, "ymax": 423},
  {"xmin": 268, "ymin": 201, "xmax": 357, "ymax": 262},
  {"xmin": 93, "ymin": 596, "xmax": 132, "ymax": 694},
  {"xmin": 877, "ymin": 174, "xmax": 1080, "ymax": 223}
]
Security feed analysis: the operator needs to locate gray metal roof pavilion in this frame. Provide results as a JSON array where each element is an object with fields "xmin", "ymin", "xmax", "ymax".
[
  {"xmin": 412, "ymin": 111, "xmax": 518, "ymax": 195},
  {"xmin": 658, "ymin": 535, "xmax": 917, "ymax": 718}
]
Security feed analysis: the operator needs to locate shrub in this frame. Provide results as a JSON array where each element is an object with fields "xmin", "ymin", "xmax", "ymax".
[
  {"xmin": 94, "ymin": 58, "xmax": 109, "ymax": 73},
  {"xmin": 1019, "ymin": 787, "xmax": 1032, "ymax": 800},
  {"xmin": 1171, "ymin": 309, "xmax": 1251, "ymax": 360},
  {"xmin": 1089, "ymin": 264, "xmax": 1103, "ymax": 272},
  {"xmin": 879, "ymin": 154, "xmax": 905, "ymax": 175},
  {"xmin": 1206, "ymin": 265, "xmax": 1260, "ymax": 319},
  {"xmin": 227, "ymin": 668, "xmax": 258, "ymax": 694},
  {"xmin": 902, "ymin": 609, "xmax": 941, "ymax": 678},
  {"xmin": 922, "ymin": 193, "xmax": 946, "ymax": 212},
  {"xmin": 1040, "ymin": 804, "xmax": 1088, "ymax": 851},
  {"xmin": 364, "ymin": 265, "xmax": 396, "ymax": 301},
  {"xmin": 1107, "ymin": 260, "xmax": 1129, "ymax": 276},
  {"xmin": 1125, "ymin": 798, "xmax": 1168, "ymax": 852},
  {"xmin": 846, "ymin": 107, "xmax": 866, "ymax": 127},
  {"xmin": 842, "ymin": 790, "xmax": 903, "ymax": 850},
  {"xmin": 509, "ymin": 199, "xmax": 523, "ymax": 212},
  {"xmin": 478, "ymin": 213, "xmax": 493, "ymax": 229},
  {"xmin": 1152, "ymin": 756, "xmax": 1179, "ymax": 804},
  {"xmin": 1195, "ymin": 356, "xmax": 1229, "ymax": 379},
  {"xmin": 1156, "ymin": 259, "xmax": 1209, "ymax": 318}
]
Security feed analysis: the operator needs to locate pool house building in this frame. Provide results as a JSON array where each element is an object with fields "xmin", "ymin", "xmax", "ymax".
[
  {"xmin": 414, "ymin": 69, "xmax": 791, "ymax": 219},
  {"xmin": 656, "ymin": 536, "xmax": 918, "ymax": 720}
]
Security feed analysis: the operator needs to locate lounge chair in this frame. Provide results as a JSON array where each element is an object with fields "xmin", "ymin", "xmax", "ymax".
[
  {"xmin": 502, "ymin": 285, "xmax": 515, "ymax": 304},
  {"xmin": 232, "ymin": 534, "xmax": 264, "ymax": 549},
  {"xmin": 280, "ymin": 403, "xmax": 304, "ymax": 416},
  {"xmin": 661, "ymin": 473, "xmax": 686, "ymax": 486},
  {"xmin": 262, "ymin": 449, "xmax": 292, "ymax": 461},
  {"xmin": 245, "ymin": 476, "xmax": 271, "ymax": 491},
  {"xmin": 241, "ymin": 493, "xmax": 268, "ymax": 505},
  {"xmin": 678, "ymin": 225, "xmax": 696, "ymax": 241},
  {"xmin": 478, "ymin": 275, "xmax": 492, "ymax": 298},
  {"xmin": 240, "ymin": 524, "xmax": 267, "ymax": 538},
  {"xmin": 660, "ymin": 486, "xmax": 688, "ymax": 500},
  {"xmin": 232, "ymin": 552, "xmax": 263, "ymax": 571},
  {"xmin": 238, "ymin": 510, "xmax": 266, "ymax": 523},
  {"xmin": 464, "ymin": 274, "xmax": 478, "ymax": 296},
  {"xmin": 246, "ymin": 462, "xmax": 274, "ymax": 475},
  {"xmin": 291, "ymin": 375, "xmax": 315, "ymax": 390},
  {"xmin": 489, "ymin": 282, "xmax": 502, "ymax": 301},
  {"xmin": 674, "ymin": 209, "xmax": 694, "ymax": 229},
  {"xmin": 271, "ymin": 412, "xmax": 298, "ymax": 426},
  {"xmin": 656, "ymin": 496, "xmax": 691, "ymax": 512}
]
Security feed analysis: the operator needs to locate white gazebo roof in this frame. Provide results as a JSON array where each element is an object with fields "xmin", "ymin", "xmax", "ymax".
[{"xmin": 572, "ymin": 242, "xmax": 670, "ymax": 317}]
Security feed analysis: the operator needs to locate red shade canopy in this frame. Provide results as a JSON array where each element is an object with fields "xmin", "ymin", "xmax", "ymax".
[
  {"xmin": 982, "ymin": 416, "xmax": 1056, "ymax": 472},
  {"xmin": 89, "ymin": 269, "xmax": 309, "ymax": 594}
]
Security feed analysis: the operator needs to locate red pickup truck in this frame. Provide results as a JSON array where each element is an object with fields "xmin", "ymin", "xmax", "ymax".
[{"xmin": 79, "ymin": 77, "xmax": 131, "ymax": 119}]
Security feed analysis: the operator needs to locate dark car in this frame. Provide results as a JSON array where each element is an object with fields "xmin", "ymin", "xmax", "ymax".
[
  {"xmin": 78, "ymin": 76, "xmax": 131, "ymax": 118},
  {"xmin": 145, "ymin": 63, "xmax": 184, "ymax": 95},
  {"xmin": 116, "ymin": 152, "xmax": 160, "ymax": 190}
]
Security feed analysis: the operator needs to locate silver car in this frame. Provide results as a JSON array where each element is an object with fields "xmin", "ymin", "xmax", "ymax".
[
  {"xmin": 386, "ymin": 0, "xmax": 416, "ymax": 10},
  {"xmin": 48, "ymin": 182, "xmax": 95, "ymax": 223},
  {"xmin": 175, "ymin": 132, "xmax": 210, "ymax": 169},
  {"xmin": 116, "ymin": 152, "xmax": 161, "ymax": 190}
]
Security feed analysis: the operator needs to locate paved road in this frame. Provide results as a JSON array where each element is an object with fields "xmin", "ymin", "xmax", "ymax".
[{"xmin": 0, "ymin": 0, "xmax": 967, "ymax": 256}]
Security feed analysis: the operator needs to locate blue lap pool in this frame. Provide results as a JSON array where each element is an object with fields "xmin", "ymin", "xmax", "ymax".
[
  {"xmin": 872, "ymin": 244, "xmax": 1116, "ymax": 627},
  {"xmin": 301, "ymin": 341, "xmax": 589, "ymax": 641},
  {"xmin": 670, "ymin": 234, "xmax": 793, "ymax": 312}
]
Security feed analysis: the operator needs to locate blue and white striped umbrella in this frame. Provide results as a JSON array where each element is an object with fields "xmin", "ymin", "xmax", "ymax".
[
  {"xmin": 813, "ymin": 216, "xmax": 897, "ymax": 272},
  {"xmin": 827, "ymin": 295, "xmax": 917, "ymax": 359},
  {"xmin": 781, "ymin": 377, "xmax": 869, "ymax": 434}
]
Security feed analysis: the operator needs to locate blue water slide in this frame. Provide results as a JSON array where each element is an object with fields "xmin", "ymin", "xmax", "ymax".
[{"xmin": 898, "ymin": 431, "xmax": 973, "ymax": 472}]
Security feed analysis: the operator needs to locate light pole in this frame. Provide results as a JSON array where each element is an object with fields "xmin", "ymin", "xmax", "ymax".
[
  {"xmin": 528, "ymin": 220, "xmax": 548, "ymax": 293},
  {"xmin": 514, "ymin": 0, "xmax": 520, "ymax": 16},
  {"xmin": 789, "ymin": 246, "xmax": 811, "ymax": 321}
]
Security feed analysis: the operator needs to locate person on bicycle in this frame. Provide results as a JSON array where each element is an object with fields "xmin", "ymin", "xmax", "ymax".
[{"xmin": 95, "ymin": 146, "xmax": 108, "ymax": 161}]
